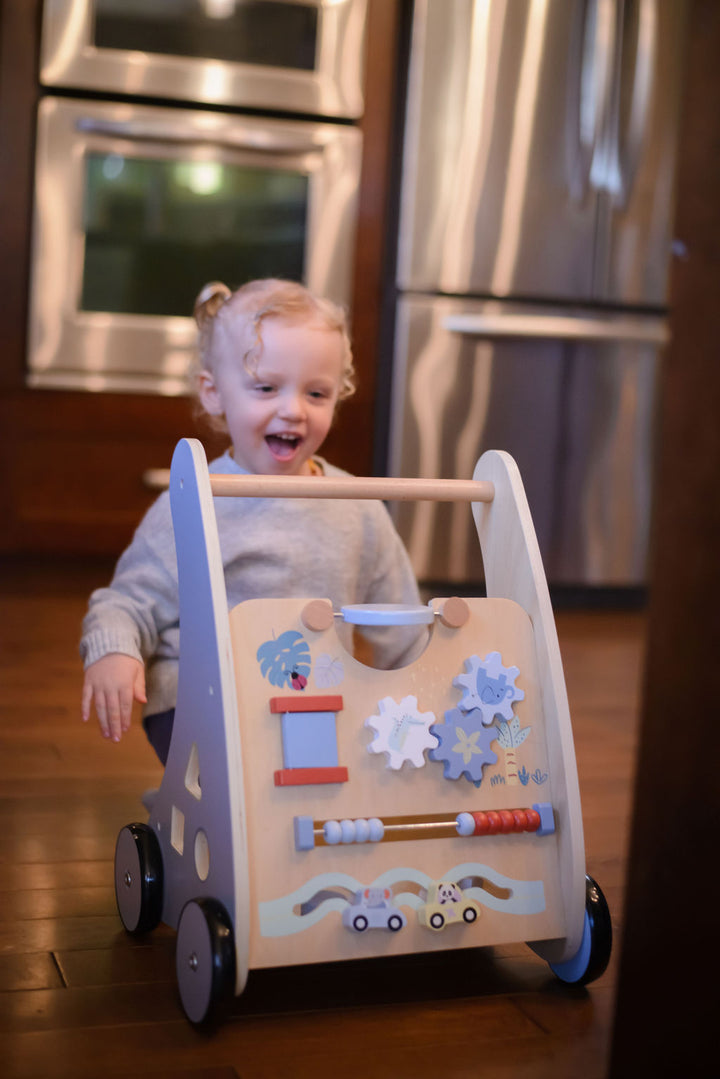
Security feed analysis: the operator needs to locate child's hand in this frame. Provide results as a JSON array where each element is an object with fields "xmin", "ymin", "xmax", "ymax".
[{"xmin": 81, "ymin": 654, "xmax": 147, "ymax": 743}]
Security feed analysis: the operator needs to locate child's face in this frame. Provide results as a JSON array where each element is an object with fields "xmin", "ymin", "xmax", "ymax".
[{"xmin": 199, "ymin": 316, "xmax": 344, "ymax": 475}]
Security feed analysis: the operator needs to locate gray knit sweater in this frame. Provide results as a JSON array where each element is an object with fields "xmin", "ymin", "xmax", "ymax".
[{"xmin": 80, "ymin": 451, "xmax": 426, "ymax": 716}]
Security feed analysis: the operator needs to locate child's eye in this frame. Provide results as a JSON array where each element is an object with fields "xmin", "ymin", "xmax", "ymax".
[{"xmin": 255, "ymin": 384, "xmax": 275, "ymax": 394}]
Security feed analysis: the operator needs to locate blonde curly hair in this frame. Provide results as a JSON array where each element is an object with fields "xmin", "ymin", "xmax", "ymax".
[{"xmin": 191, "ymin": 278, "xmax": 356, "ymax": 432}]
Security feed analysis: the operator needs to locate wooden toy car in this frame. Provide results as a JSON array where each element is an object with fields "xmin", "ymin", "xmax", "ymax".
[{"xmin": 114, "ymin": 438, "xmax": 611, "ymax": 1024}]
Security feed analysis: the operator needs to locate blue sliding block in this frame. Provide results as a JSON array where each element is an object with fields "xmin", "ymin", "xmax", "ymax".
[{"xmin": 281, "ymin": 711, "xmax": 339, "ymax": 770}]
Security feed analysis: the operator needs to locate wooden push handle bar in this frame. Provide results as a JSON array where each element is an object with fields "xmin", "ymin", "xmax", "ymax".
[{"xmin": 208, "ymin": 473, "xmax": 494, "ymax": 503}]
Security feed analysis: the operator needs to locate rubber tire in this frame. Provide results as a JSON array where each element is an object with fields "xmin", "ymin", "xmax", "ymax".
[
  {"xmin": 176, "ymin": 897, "xmax": 236, "ymax": 1025},
  {"xmin": 114, "ymin": 823, "xmax": 163, "ymax": 934},
  {"xmin": 352, "ymin": 915, "xmax": 369, "ymax": 932},
  {"xmin": 550, "ymin": 875, "xmax": 612, "ymax": 986}
]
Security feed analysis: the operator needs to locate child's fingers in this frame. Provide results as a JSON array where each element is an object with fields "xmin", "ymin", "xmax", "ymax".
[
  {"xmin": 93, "ymin": 691, "xmax": 112, "ymax": 740},
  {"xmin": 119, "ymin": 685, "xmax": 135, "ymax": 733},
  {"xmin": 133, "ymin": 665, "xmax": 147, "ymax": 705},
  {"xmin": 81, "ymin": 681, "xmax": 93, "ymax": 723},
  {"xmin": 105, "ymin": 692, "xmax": 124, "ymax": 743}
]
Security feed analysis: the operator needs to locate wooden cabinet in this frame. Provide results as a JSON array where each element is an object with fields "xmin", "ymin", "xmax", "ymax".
[{"xmin": 0, "ymin": 0, "xmax": 402, "ymax": 556}]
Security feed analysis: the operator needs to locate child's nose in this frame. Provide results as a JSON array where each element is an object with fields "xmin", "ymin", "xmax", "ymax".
[{"xmin": 278, "ymin": 391, "xmax": 305, "ymax": 420}]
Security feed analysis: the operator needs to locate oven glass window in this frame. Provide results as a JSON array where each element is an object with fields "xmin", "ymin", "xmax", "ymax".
[
  {"xmin": 93, "ymin": 0, "xmax": 319, "ymax": 72},
  {"xmin": 81, "ymin": 153, "xmax": 308, "ymax": 317}
]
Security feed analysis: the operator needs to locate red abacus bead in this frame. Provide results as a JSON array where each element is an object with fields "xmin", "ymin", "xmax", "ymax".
[
  {"xmin": 512, "ymin": 809, "xmax": 528, "ymax": 832},
  {"xmin": 525, "ymin": 809, "xmax": 541, "ymax": 832},
  {"xmin": 471, "ymin": 811, "xmax": 490, "ymax": 835},
  {"xmin": 485, "ymin": 811, "xmax": 502, "ymax": 834},
  {"xmin": 498, "ymin": 810, "xmax": 515, "ymax": 833}
]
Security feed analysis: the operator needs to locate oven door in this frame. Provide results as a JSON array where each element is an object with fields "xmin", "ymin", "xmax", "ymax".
[
  {"xmin": 27, "ymin": 96, "xmax": 361, "ymax": 394},
  {"xmin": 40, "ymin": 0, "xmax": 367, "ymax": 119}
]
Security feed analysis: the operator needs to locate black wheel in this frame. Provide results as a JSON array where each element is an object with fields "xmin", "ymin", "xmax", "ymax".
[
  {"xmin": 352, "ymin": 914, "xmax": 369, "ymax": 932},
  {"xmin": 387, "ymin": 914, "xmax": 403, "ymax": 932},
  {"xmin": 550, "ymin": 875, "xmax": 612, "ymax": 986},
  {"xmin": 462, "ymin": 905, "xmax": 478, "ymax": 924},
  {"xmin": 176, "ymin": 897, "xmax": 236, "ymax": 1025},
  {"xmin": 114, "ymin": 823, "xmax": 163, "ymax": 934},
  {"xmin": 429, "ymin": 911, "xmax": 445, "ymax": 930}
]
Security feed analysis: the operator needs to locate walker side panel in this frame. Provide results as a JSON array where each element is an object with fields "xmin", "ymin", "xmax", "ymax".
[
  {"xmin": 229, "ymin": 594, "xmax": 567, "ymax": 970},
  {"xmin": 148, "ymin": 438, "xmax": 251, "ymax": 995},
  {"xmin": 473, "ymin": 450, "xmax": 586, "ymax": 962}
]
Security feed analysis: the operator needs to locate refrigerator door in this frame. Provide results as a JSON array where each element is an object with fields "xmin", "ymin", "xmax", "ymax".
[
  {"xmin": 592, "ymin": 0, "xmax": 687, "ymax": 304},
  {"xmin": 553, "ymin": 336, "xmax": 660, "ymax": 581},
  {"xmin": 389, "ymin": 295, "xmax": 667, "ymax": 585},
  {"xmin": 397, "ymin": 0, "xmax": 613, "ymax": 300}
]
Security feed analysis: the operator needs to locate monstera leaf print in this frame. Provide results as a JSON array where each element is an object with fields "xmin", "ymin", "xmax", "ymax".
[{"xmin": 256, "ymin": 630, "xmax": 311, "ymax": 689}]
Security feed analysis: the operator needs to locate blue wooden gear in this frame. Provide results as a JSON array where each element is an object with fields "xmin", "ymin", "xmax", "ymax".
[
  {"xmin": 428, "ymin": 706, "xmax": 499, "ymax": 785},
  {"xmin": 453, "ymin": 651, "xmax": 525, "ymax": 724}
]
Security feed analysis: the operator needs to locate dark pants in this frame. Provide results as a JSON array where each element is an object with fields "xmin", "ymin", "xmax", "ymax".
[{"xmin": 142, "ymin": 709, "xmax": 175, "ymax": 766}]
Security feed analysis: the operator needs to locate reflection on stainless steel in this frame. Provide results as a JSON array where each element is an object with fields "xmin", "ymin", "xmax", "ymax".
[
  {"xmin": 41, "ymin": 0, "xmax": 367, "ymax": 119},
  {"xmin": 27, "ymin": 97, "xmax": 361, "ymax": 394},
  {"xmin": 489, "ymin": 0, "xmax": 550, "ymax": 295}
]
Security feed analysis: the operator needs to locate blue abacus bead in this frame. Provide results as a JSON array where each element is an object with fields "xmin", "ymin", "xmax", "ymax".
[
  {"xmin": 340, "ymin": 819, "xmax": 356, "ymax": 843},
  {"xmin": 368, "ymin": 817, "xmax": 385, "ymax": 842},
  {"xmin": 324, "ymin": 820, "xmax": 342, "ymax": 845},
  {"xmin": 354, "ymin": 818, "xmax": 370, "ymax": 843}
]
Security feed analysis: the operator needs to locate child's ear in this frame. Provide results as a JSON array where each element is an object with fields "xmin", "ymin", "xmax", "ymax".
[{"xmin": 197, "ymin": 370, "xmax": 224, "ymax": 416}]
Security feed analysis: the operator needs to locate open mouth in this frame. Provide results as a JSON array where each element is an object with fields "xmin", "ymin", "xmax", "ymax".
[{"xmin": 265, "ymin": 433, "xmax": 302, "ymax": 460}]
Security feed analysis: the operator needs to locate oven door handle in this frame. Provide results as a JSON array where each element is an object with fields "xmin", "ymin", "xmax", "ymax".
[
  {"xmin": 442, "ymin": 312, "xmax": 669, "ymax": 345},
  {"xmin": 75, "ymin": 116, "xmax": 323, "ymax": 155}
]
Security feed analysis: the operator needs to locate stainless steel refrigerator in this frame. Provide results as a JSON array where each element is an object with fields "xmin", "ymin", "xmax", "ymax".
[{"xmin": 386, "ymin": 0, "xmax": 687, "ymax": 588}]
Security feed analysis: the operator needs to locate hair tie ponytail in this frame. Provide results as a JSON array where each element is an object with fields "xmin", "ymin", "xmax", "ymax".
[{"xmin": 194, "ymin": 281, "xmax": 231, "ymax": 327}]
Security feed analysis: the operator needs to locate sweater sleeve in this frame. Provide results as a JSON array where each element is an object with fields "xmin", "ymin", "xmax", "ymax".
[{"xmin": 79, "ymin": 494, "xmax": 180, "ymax": 669}]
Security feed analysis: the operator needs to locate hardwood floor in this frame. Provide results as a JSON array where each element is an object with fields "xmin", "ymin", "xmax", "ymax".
[{"xmin": 0, "ymin": 557, "xmax": 645, "ymax": 1079}]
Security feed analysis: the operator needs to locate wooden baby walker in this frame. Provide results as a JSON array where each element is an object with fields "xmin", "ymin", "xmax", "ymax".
[{"xmin": 114, "ymin": 437, "xmax": 611, "ymax": 1024}]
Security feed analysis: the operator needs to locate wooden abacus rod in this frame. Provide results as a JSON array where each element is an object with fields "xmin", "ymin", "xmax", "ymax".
[{"xmin": 208, "ymin": 473, "xmax": 495, "ymax": 502}]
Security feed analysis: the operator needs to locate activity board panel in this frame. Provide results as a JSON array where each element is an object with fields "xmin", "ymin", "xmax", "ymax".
[{"xmin": 228, "ymin": 596, "xmax": 565, "ymax": 969}]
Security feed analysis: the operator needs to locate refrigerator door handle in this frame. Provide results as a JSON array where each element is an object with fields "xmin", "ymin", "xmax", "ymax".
[
  {"xmin": 614, "ymin": 0, "xmax": 658, "ymax": 207},
  {"xmin": 442, "ymin": 312, "xmax": 669, "ymax": 345},
  {"xmin": 570, "ymin": 0, "xmax": 617, "ymax": 200}
]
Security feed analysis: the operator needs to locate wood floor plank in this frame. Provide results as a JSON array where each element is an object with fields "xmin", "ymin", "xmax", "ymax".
[
  {"xmin": 0, "ymin": 915, "xmax": 128, "ymax": 955},
  {"xmin": 0, "ymin": 861, "xmax": 113, "ymax": 893},
  {"xmin": 0, "ymin": 886, "xmax": 116, "ymax": 922},
  {"xmin": 0, "ymin": 834, "xmax": 120, "ymax": 865},
  {"xmin": 0, "ymin": 952, "xmax": 64, "ymax": 992},
  {"xmin": 55, "ymin": 940, "xmax": 176, "ymax": 989}
]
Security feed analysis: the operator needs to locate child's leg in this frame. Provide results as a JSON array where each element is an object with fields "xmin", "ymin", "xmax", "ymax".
[{"xmin": 142, "ymin": 709, "xmax": 175, "ymax": 766}]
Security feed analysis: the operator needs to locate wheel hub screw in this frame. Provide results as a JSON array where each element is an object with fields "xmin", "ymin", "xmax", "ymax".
[
  {"xmin": 188, "ymin": 952, "xmax": 198, "ymax": 972},
  {"xmin": 124, "ymin": 871, "xmax": 132, "ymax": 888}
]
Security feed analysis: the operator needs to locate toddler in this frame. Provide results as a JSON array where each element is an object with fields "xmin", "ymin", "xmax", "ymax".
[{"xmin": 80, "ymin": 278, "xmax": 426, "ymax": 764}]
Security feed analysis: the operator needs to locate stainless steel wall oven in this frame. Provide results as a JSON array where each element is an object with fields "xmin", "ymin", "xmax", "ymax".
[{"xmin": 29, "ymin": 0, "xmax": 366, "ymax": 395}]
